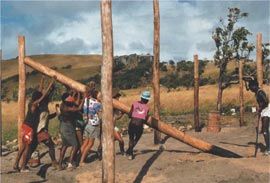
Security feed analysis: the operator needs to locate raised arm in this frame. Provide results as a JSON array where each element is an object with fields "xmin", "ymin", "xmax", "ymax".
[
  {"xmin": 38, "ymin": 75, "xmax": 45, "ymax": 92},
  {"xmin": 33, "ymin": 78, "xmax": 55, "ymax": 106}
]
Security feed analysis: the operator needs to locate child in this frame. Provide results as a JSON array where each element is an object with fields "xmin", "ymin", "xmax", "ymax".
[
  {"xmin": 244, "ymin": 78, "xmax": 270, "ymax": 155},
  {"xmin": 13, "ymin": 80, "xmax": 54, "ymax": 172},
  {"xmin": 126, "ymin": 91, "xmax": 150, "ymax": 160},
  {"xmin": 35, "ymin": 80, "xmax": 58, "ymax": 168},
  {"xmin": 57, "ymin": 92, "xmax": 84, "ymax": 170},
  {"xmin": 79, "ymin": 90, "xmax": 102, "ymax": 166},
  {"xmin": 112, "ymin": 89, "xmax": 125, "ymax": 155}
]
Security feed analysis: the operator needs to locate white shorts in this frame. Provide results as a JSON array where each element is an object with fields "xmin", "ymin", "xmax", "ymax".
[{"xmin": 261, "ymin": 104, "xmax": 270, "ymax": 117}]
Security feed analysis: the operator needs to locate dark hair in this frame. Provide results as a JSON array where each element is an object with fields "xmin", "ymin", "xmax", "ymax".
[
  {"xmin": 141, "ymin": 98, "xmax": 149, "ymax": 104},
  {"xmin": 61, "ymin": 92, "xmax": 70, "ymax": 102},
  {"xmin": 32, "ymin": 91, "xmax": 42, "ymax": 101},
  {"xmin": 90, "ymin": 89, "xmax": 99, "ymax": 99}
]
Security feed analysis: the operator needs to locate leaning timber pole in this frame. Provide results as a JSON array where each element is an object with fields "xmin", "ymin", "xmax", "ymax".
[
  {"xmin": 239, "ymin": 60, "xmax": 244, "ymax": 127},
  {"xmin": 153, "ymin": 0, "xmax": 161, "ymax": 144},
  {"xmin": 194, "ymin": 55, "xmax": 200, "ymax": 132},
  {"xmin": 256, "ymin": 33, "xmax": 263, "ymax": 88},
  {"xmin": 23, "ymin": 57, "xmax": 241, "ymax": 158},
  {"xmin": 18, "ymin": 36, "xmax": 26, "ymax": 149},
  {"xmin": 100, "ymin": 0, "xmax": 115, "ymax": 182}
]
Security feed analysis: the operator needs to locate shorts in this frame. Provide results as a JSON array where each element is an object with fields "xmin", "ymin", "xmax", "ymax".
[
  {"xmin": 37, "ymin": 130, "xmax": 50, "ymax": 143},
  {"xmin": 22, "ymin": 123, "xmax": 33, "ymax": 145},
  {"xmin": 84, "ymin": 124, "xmax": 100, "ymax": 139},
  {"xmin": 261, "ymin": 104, "xmax": 270, "ymax": 117}
]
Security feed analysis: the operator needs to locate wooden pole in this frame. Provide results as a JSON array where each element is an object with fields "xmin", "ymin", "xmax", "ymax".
[
  {"xmin": 24, "ymin": 57, "xmax": 88, "ymax": 92},
  {"xmin": 194, "ymin": 55, "xmax": 200, "ymax": 132},
  {"xmin": 239, "ymin": 60, "xmax": 244, "ymax": 126},
  {"xmin": 18, "ymin": 36, "xmax": 26, "ymax": 149},
  {"xmin": 23, "ymin": 58, "xmax": 241, "ymax": 158},
  {"xmin": 153, "ymin": 0, "xmax": 161, "ymax": 144},
  {"xmin": 256, "ymin": 33, "xmax": 263, "ymax": 88},
  {"xmin": 100, "ymin": 0, "xmax": 114, "ymax": 182},
  {"xmin": 0, "ymin": 50, "xmax": 2, "ymax": 148}
]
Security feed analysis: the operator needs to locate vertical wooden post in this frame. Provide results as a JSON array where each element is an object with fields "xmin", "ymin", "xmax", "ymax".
[
  {"xmin": 194, "ymin": 55, "xmax": 200, "ymax": 132},
  {"xmin": 0, "ymin": 50, "xmax": 2, "ymax": 148},
  {"xmin": 239, "ymin": 60, "xmax": 244, "ymax": 126},
  {"xmin": 153, "ymin": 0, "xmax": 161, "ymax": 144},
  {"xmin": 18, "ymin": 36, "xmax": 26, "ymax": 149},
  {"xmin": 100, "ymin": 1, "xmax": 114, "ymax": 182},
  {"xmin": 256, "ymin": 33, "xmax": 263, "ymax": 88}
]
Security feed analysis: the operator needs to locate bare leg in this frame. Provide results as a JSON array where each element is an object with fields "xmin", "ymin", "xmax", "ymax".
[
  {"xmin": 13, "ymin": 143, "xmax": 26, "ymax": 170},
  {"xmin": 43, "ymin": 138, "xmax": 56, "ymax": 164},
  {"xmin": 80, "ymin": 139, "xmax": 94, "ymax": 165},
  {"xmin": 58, "ymin": 146, "xmax": 67, "ymax": 170},
  {"xmin": 20, "ymin": 144, "xmax": 30, "ymax": 170},
  {"xmin": 114, "ymin": 130, "xmax": 124, "ymax": 154}
]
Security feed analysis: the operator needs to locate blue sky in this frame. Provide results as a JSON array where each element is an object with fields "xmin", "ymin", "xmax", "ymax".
[{"xmin": 1, "ymin": 0, "xmax": 269, "ymax": 61}]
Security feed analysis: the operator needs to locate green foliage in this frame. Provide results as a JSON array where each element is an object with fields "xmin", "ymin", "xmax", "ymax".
[
  {"xmin": 160, "ymin": 73, "xmax": 181, "ymax": 89},
  {"xmin": 212, "ymin": 7, "xmax": 254, "ymax": 110},
  {"xmin": 1, "ymin": 87, "xmax": 8, "ymax": 99},
  {"xmin": 262, "ymin": 43, "xmax": 270, "ymax": 82},
  {"xmin": 12, "ymin": 86, "xmax": 18, "ymax": 101}
]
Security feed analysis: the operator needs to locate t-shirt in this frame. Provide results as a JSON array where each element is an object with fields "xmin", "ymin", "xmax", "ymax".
[
  {"xmin": 83, "ymin": 98, "xmax": 102, "ymax": 126},
  {"xmin": 131, "ymin": 101, "xmax": 149, "ymax": 121}
]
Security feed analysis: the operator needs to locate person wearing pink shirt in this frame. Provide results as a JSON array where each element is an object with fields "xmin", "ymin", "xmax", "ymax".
[{"xmin": 126, "ymin": 91, "xmax": 150, "ymax": 160}]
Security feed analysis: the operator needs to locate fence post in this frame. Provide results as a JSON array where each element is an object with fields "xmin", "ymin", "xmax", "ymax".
[
  {"xmin": 153, "ymin": 0, "xmax": 161, "ymax": 144},
  {"xmin": 100, "ymin": 0, "xmax": 114, "ymax": 182},
  {"xmin": 18, "ymin": 36, "xmax": 26, "ymax": 149},
  {"xmin": 194, "ymin": 55, "xmax": 200, "ymax": 132},
  {"xmin": 239, "ymin": 59, "xmax": 244, "ymax": 126},
  {"xmin": 256, "ymin": 33, "xmax": 263, "ymax": 88}
]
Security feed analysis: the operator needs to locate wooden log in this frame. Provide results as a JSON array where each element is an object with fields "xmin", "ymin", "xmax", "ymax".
[
  {"xmin": 100, "ymin": 0, "xmax": 114, "ymax": 182},
  {"xmin": 153, "ymin": 0, "xmax": 161, "ymax": 144},
  {"xmin": 239, "ymin": 60, "xmax": 244, "ymax": 126},
  {"xmin": 24, "ymin": 58, "xmax": 241, "ymax": 158},
  {"xmin": 194, "ymin": 55, "xmax": 200, "ymax": 132},
  {"xmin": 256, "ymin": 33, "xmax": 263, "ymax": 88},
  {"xmin": 24, "ymin": 57, "xmax": 88, "ymax": 92},
  {"xmin": 18, "ymin": 36, "xmax": 26, "ymax": 149}
]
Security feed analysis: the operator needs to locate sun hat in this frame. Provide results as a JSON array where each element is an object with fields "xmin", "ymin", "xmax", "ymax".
[{"xmin": 141, "ymin": 91, "xmax": 151, "ymax": 100}]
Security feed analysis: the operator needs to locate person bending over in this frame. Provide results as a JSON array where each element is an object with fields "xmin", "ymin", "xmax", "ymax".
[{"xmin": 244, "ymin": 78, "xmax": 270, "ymax": 155}]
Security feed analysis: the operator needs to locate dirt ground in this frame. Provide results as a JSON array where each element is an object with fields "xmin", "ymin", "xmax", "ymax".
[{"xmin": 1, "ymin": 125, "xmax": 270, "ymax": 183}]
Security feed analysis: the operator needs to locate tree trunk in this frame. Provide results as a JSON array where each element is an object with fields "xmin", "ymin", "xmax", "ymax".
[
  {"xmin": 18, "ymin": 36, "xmax": 26, "ymax": 149},
  {"xmin": 153, "ymin": 0, "xmax": 161, "ymax": 144},
  {"xmin": 100, "ymin": 1, "xmax": 115, "ymax": 182},
  {"xmin": 216, "ymin": 79, "xmax": 223, "ymax": 112},
  {"xmin": 194, "ymin": 55, "xmax": 200, "ymax": 132},
  {"xmin": 239, "ymin": 60, "xmax": 244, "ymax": 126}
]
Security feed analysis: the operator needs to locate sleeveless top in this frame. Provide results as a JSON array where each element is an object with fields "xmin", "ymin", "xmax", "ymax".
[{"xmin": 131, "ymin": 101, "xmax": 149, "ymax": 120}]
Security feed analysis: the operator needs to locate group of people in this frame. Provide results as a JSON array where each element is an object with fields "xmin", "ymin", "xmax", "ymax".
[{"xmin": 13, "ymin": 78, "xmax": 151, "ymax": 172}]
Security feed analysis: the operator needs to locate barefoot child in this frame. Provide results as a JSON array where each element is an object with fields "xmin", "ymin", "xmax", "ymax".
[
  {"xmin": 244, "ymin": 78, "xmax": 270, "ymax": 155},
  {"xmin": 13, "ymin": 80, "xmax": 54, "ymax": 172},
  {"xmin": 126, "ymin": 91, "xmax": 150, "ymax": 160},
  {"xmin": 79, "ymin": 90, "xmax": 102, "ymax": 166}
]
